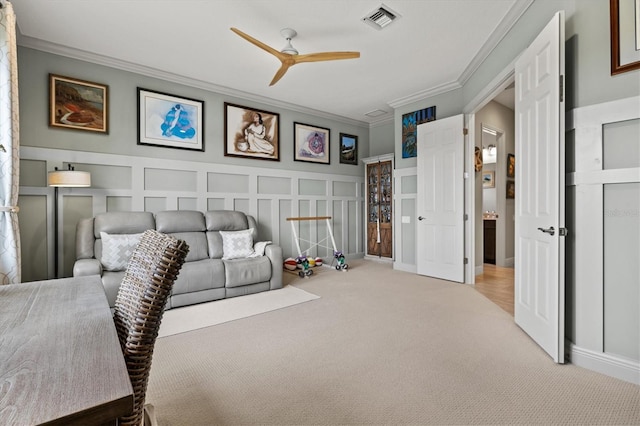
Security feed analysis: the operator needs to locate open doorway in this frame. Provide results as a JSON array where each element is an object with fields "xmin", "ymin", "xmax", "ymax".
[{"xmin": 471, "ymin": 82, "xmax": 515, "ymax": 316}]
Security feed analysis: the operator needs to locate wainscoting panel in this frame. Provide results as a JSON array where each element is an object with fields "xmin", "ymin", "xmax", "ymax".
[{"xmin": 19, "ymin": 147, "xmax": 364, "ymax": 280}]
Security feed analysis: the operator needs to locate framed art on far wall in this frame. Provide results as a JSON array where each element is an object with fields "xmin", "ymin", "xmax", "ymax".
[
  {"xmin": 339, "ymin": 133, "xmax": 358, "ymax": 165},
  {"xmin": 401, "ymin": 105, "xmax": 436, "ymax": 158},
  {"xmin": 482, "ymin": 170, "xmax": 495, "ymax": 188},
  {"xmin": 294, "ymin": 122, "xmax": 330, "ymax": 164},
  {"xmin": 225, "ymin": 103, "xmax": 280, "ymax": 161},
  {"xmin": 506, "ymin": 180, "xmax": 515, "ymax": 199},
  {"xmin": 49, "ymin": 74, "xmax": 109, "ymax": 133},
  {"xmin": 507, "ymin": 153, "xmax": 515, "ymax": 178},
  {"xmin": 137, "ymin": 88, "xmax": 204, "ymax": 151}
]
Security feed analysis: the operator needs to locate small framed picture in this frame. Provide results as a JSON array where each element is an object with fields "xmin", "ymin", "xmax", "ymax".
[
  {"xmin": 294, "ymin": 122, "xmax": 330, "ymax": 164},
  {"xmin": 482, "ymin": 170, "xmax": 495, "ymax": 188},
  {"xmin": 507, "ymin": 153, "xmax": 515, "ymax": 178},
  {"xmin": 225, "ymin": 103, "xmax": 280, "ymax": 161},
  {"xmin": 49, "ymin": 74, "xmax": 108, "ymax": 133},
  {"xmin": 137, "ymin": 88, "xmax": 204, "ymax": 151},
  {"xmin": 339, "ymin": 133, "xmax": 358, "ymax": 165},
  {"xmin": 506, "ymin": 180, "xmax": 515, "ymax": 199}
]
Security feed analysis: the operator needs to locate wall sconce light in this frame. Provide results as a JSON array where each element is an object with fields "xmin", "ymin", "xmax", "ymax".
[
  {"xmin": 482, "ymin": 144, "xmax": 497, "ymax": 164},
  {"xmin": 47, "ymin": 164, "xmax": 91, "ymax": 278}
]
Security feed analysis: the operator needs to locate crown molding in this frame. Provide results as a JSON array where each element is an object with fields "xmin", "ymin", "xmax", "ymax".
[
  {"xmin": 387, "ymin": 80, "xmax": 462, "ymax": 109},
  {"xmin": 18, "ymin": 35, "xmax": 370, "ymax": 129},
  {"xmin": 385, "ymin": 0, "xmax": 534, "ymax": 111},
  {"xmin": 458, "ymin": 0, "xmax": 535, "ymax": 85}
]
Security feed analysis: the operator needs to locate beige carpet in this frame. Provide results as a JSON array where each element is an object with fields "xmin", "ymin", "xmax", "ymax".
[
  {"xmin": 147, "ymin": 260, "xmax": 640, "ymax": 425},
  {"xmin": 158, "ymin": 285, "xmax": 320, "ymax": 338}
]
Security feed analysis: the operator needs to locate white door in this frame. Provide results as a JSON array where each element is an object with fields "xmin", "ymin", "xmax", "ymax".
[
  {"xmin": 514, "ymin": 11, "xmax": 566, "ymax": 363},
  {"xmin": 416, "ymin": 114, "xmax": 465, "ymax": 282}
]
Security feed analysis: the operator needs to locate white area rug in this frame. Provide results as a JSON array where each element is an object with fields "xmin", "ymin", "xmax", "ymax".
[{"xmin": 158, "ymin": 285, "xmax": 319, "ymax": 338}]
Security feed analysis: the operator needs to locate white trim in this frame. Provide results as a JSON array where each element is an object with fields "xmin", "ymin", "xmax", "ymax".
[
  {"xmin": 569, "ymin": 344, "xmax": 640, "ymax": 385},
  {"xmin": 458, "ymin": 0, "xmax": 534, "ymax": 85},
  {"xmin": 388, "ymin": 81, "xmax": 462, "ymax": 109},
  {"xmin": 20, "ymin": 146, "xmax": 365, "ymax": 278},
  {"xmin": 393, "ymin": 261, "xmax": 417, "ymax": 274},
  {"xmin": 566, "ymin": 96, "xmax": 640, "ymax": 130},
  {"xmin": 387, "ymin": 0, "xmax": 533, "ymax": 110}
]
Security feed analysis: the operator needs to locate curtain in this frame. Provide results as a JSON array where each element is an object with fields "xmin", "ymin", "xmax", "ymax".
[{"xmin": 0, "ymin": 1, "xmax": 21, "ymax": 284}]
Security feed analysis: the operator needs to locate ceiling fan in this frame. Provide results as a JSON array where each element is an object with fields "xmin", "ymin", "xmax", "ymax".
[{"xmin": 230, "ymin": 27, "xmax": 360, "ymax": 86}]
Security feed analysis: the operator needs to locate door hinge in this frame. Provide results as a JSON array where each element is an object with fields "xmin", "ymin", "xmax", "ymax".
[
  {"xmin": 464, "ymin": 257, "xmax": 468, "ymax": 264},
  {"xmin": 559, "ymin": 227, "xmax": 568, "ymax": 236},
  {"xmin": 463, "ymin": 128, "xmax": 468, "ymax": 136},
  {"xmin": 559, "ymin": 75, "xmax": 564, "ymax": 102},
  {"xmin": 464, "ymin": 213, "xmax": 468, "ymax": 220}
]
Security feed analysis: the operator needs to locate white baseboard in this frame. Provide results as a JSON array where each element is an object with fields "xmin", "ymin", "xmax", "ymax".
[
  {"xmin": 475, "ymin": 265, "xmax": 484, "ymax": 275},
  {"xmin": 504, "ymin": 257, "xmax": 514, "ymax": 267},
  {"xmin": 569, "ymin": 343, "xmax": 640, "ymax": 385},
  {"xmin": 393, "ymin": 261, "xmax": 417, "ymax": 274}
]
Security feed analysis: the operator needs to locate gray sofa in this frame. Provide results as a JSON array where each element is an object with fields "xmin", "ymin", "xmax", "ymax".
[{"xmin": 73, "ymin": 210, "xmax": 283, "ymax": 309}]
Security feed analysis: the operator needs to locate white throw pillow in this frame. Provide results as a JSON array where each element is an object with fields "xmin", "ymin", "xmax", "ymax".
[
  {"xmin": 219, "ymin": 228, "xmax": 255, "ymax": 260},
  {"xmin": 100, "ymin": 232, "xmax": 142, "ymax": 271}
]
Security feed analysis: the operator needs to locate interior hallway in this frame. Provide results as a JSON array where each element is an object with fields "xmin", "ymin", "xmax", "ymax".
[{"xmin": 474, "ymin": 264, "xmax": 514, "ymax": 316}]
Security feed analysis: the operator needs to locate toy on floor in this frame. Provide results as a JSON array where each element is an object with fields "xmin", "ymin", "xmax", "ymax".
[
  {"xmin": 296, "ymin": 255, "xmax": 313, "ymax": 278},
  {"xmin": 333, "ymin": 250, "xmax": 348, "ymax": 271},
  {"xmin": 286, "ymin": 216, "xmax": 348, "ymax": 278}
]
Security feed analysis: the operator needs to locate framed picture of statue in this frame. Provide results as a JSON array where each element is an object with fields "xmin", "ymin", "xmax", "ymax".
[
  {"xmin": 137, "ymin": 88, "xmax": 204, "ymax": 151},
  {"xmin": 224, "ymin": 102, "xmax": 280, "ymax": 161},
  {"xmin": 49, "ymin": 74, "xmax": 109, "ymax": 133},
  {"xmin": 293, "ymin": 122, "xmax": 330, "ymax": 164}
]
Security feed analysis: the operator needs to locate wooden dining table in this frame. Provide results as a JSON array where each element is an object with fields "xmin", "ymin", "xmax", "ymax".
[{"xmin": 0, "ymin": 275, "xmax": 133, "ymax": 425}]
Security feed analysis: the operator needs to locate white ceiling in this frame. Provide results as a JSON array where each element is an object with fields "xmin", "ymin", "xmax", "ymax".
[{"xmin": 11, "ymin": 0, "xmax": 528, "ymax": 126}]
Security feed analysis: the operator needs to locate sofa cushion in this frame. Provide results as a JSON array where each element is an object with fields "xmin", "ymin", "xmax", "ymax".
[
  {"xmin": 166, "ymin": 232, "xmax": 209, "ymax": 262},
  {"xmin": 94, "ymin": 212, "xmax": 154, "ymax": 238},
  {"xmin": 219, "ymin": 228, "xmax": 254, "ymax": 260},
  {"xmin": 224, "ymin": 256, "xmax": 272, "ymax": 287},
  {"xmin": 205, "ymin": 210, "xmax": 248, "ymax": 231},
  {"xmin": 156, "ymin": 210, "xmax": 205, "ymax": 233},
  {"xmin": 171, "ymin": 259, "xmax": 225, "ymax": 295},
  {"xmin": 99, "ymin": 232, "xmax": 142, "ymax": 271}
]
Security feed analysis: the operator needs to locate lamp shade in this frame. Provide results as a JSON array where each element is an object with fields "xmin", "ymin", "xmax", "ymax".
[{"xmin": 47, "ymin": 170, "xmax": 91, "ymax": 187}]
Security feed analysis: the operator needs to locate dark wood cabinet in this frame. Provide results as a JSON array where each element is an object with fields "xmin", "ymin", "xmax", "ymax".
[
  {"xmin": 483, "ymin": 219, "xmax": 496, "ymax": 264},
  {"xmin": 363, "ymin": 155, "xmax": 394, "ymax": 259}
]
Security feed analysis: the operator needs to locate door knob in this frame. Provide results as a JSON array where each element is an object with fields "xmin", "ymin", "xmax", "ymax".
[
  {"xmin": 537, "ymin": 226, "xmax": 555, "ymax": 236},
  {"xmin": 418, "ymin": 216, "xmax": 425, "ymax": 221}
]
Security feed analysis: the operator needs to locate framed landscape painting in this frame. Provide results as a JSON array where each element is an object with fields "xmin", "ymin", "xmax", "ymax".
[
  {"xmin": 294, "ymin": 122, "xmax": 330, "ymax": 164},
  {"xmin": 49, "ymin": 74, "xmax": 108, "ymax": 133},
  {"xmin": 137, "ymin": 88, "xmax": 204, "ymax": 151},
  {"xmin": 339, "ymin": 133, "xmax": 358, "ymax": 165},
  {"xmin": 482, "ymin": 170, "xmax": 495, "ymax": 188},
  {"xmin": 225, "ymin": 103, "xmax": 280, "ymax": 161}
]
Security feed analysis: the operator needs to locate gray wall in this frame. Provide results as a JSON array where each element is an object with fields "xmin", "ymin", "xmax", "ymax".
[
  {"xmin": 367, "ymin": 0, "xmax": 640, "ymax": 382},
  {"xmin": 18, "ymin": 47, "xmax": 368, "ymax": 280}
]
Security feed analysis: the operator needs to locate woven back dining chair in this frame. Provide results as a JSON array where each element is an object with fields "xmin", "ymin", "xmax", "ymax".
[{"xmin": 113, "ymin": 229, "xmax": 189, "ymax": 426}]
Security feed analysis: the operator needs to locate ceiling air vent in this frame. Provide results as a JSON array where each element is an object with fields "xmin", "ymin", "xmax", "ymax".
[{"xmin": 362, "ymin": 4, "xmax": 400, "ymax": 30}]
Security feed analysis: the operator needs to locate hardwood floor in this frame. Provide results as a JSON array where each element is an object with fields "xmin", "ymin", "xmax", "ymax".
[{"xmin": 474, "ymin": 264, "xmax": 514, "ymax": 316}]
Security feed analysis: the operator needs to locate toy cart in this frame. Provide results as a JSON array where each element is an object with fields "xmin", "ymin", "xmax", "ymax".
[{"xmin": 286, "ymin": 216, "xmax": 348, "ymax": 278}]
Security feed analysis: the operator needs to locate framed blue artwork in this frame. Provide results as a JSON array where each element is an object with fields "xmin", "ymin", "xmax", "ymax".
[
  {"xmin": 401, "ymin": 106, "xmax": 436, "ymax": 158},
  {"xmin": 137, "ymin": 88, "xmax": 204, "ymax": 151}
]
